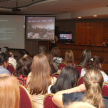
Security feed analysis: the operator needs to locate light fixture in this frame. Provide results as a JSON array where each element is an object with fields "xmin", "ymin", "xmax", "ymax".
[
  {"xmin": 78, "ymin": 17, "xmax": 81, "ymax": 19},
  {"xmin": 93, "ymin": 15, "xmax": 97, "ymax": 17}
]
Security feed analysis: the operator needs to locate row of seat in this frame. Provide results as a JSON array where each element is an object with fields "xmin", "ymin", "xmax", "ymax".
[{"xmin": 43, "ymin": 81, "xmax": 108, "ymax": 108}]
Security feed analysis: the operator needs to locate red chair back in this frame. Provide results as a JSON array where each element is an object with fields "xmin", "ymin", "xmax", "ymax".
[
  {"xmin": 19, "ymin": 85, "xmax": 34, "ymax": 108},
  {"xmin": 58, "ymin": 62, "xmax": 68, "ymax": 70},
  {"xmin": 52, "ymin": 72, "xmax": 59, "ymax": 78},
  {"xmin": 77, "ymin": 77, "xmax": 84, "ymax": 86},
  {"xmin": 102, "ymin": 83, "xmax": 108, "ymax": 97},
  {"xmin": 43, "ymin": 94, "xmax": 58, "ymax": 108},
  {"xmin": 75, "ymin": 65, "xmax": 83, "ymax": 77},
  {"xmin": 7, "ymin": 63, "xmax": 15, "ymax": 74}
]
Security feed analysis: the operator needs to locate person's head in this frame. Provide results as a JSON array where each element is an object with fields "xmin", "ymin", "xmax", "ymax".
[
  {"xmin": 51, "ymin": 47, "xmax": 60, "ymax": 57},
  {"xmin": 1, "ymin": 47, "xmax": 14, "ymax": 58},
  {"xmin": 79, "ymin": 49, "xmax": 91, "ymax": 66},
  {"xmin": 0, "ymin": 53, "xmax": 9, "ymax": 68},
  {"xmin": 14, "ymin": 56, "xmax": 32, "ymax": 77},
  {"xmin": 38, "ymin": 45, "xmax": 46, "ymax": 54},
  {"xmin": 0, "ymin": 74, "xmax": 20, "ymax": 108},
  {"xmin": 28, "ymin": 54, "xmax": 51, "ymax": 95},
  {"xmin": 84, "ymin": 55, "xmax": 104, "ymax": 70},
  {"xmin": 65, "ymin": 50, "xmax": 74, "ymax": 64},
  {"xmin": 0, "ymin": 47, "xmax": 9, "ymax": 54},
  {"xmin": 17, "ymin": 50, "xmax": 30, "ymax": 61},
  {"xmin": 65, "ymin": 102, "xmax": 96, "ymax": 108},
  {"xmin": 83, "ymin": 68, "xmax": 104, "ymax": 108},
  {"xmin": 43, "ymin": 50, "xmax": 53, "ymax": 64},
  {"xmin": 51, "ymin": 66, "xmax": 79, "ymax": 93}
]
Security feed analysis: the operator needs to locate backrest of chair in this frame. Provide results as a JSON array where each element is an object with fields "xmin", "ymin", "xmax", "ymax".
[
  {"xmin": 43, "ymin": 94, "xmax": 58, "ymax": 108},
  {"xmin": 75, "ymin": 65, "xmax": 83, "ymax": 77},
  {"xmin": 52, "ymin": 63, "xmax": 56, "ymax": 70},
  {"xmin": 7, "ymin": 63, "xmax": 15, "ymax": 74},
  {"xmin": 52, "ymin": 72, "xmax": 59, "ymax": 78},
  {"xmin": 77, "ymin": 77, "xmax": 84, "ymax": 86},
  {"xmin": 102, "ymin": 83, "xmax": 108, "ymax": 97},
  {"xmin": 58, "ymin": 62, "xmax": 68, "ymax": 70},
  {"xmin": 53, "ymin": 74, "xmax": 59, "ymax": 78},
  {"xmin": 19, "ymin": 85, "xmax": 34, "ymax": 108}
]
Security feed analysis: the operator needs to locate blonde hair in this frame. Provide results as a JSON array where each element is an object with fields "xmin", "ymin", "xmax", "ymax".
[
  {"xmin": 28, "ymin": 54, "xmax": 51, "ymax": 95},
  {"xmin": 0, "ymin": 74, "xmax": 20, "ymax": 108},
  {"xmin": 65, "ymin": 102, "xmax": 96, "ymax": 108},
  {"xmin": 83, "ymin": 68, "xmax": 105, "ymax": 108},
  {"xmin": 65, "ymin": 50, "xmax": 74, "ymax": 64}
]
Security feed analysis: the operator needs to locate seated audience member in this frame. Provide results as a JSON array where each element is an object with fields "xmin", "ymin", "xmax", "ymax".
[
  {"xmin": 52, "ymin": 68, "xmax": 108, "ymax": 108},
  {"xmin": 43, "ymin": 50, "xmax": 56, "ymax": 74},
  {"xmin": 78, "ymin": 49, "xmax": 91, "ymax": 66},
  {"xmin": 48, "ymin": 66, "xmax": 79, "ymax": 94},
  {"xmin": 0, "ymin": 74, "xmax": 20, "ymax": 108},
  {"xmin": 17, "ymin": 50, "xmax": 30, "ymax": 62},
  {"xmin": 75, "ymin": 49, "xmax": 91, "ymax": 76},
  {"xmin": 81, "ymin": 55, "xmax": 108, "ymax": 82},
  {"xmin": 0, "ymin": 53, "xmax": 11, "ymax": 75},
  {"xmin": 58, "ymin": 50, "xmax": 76, "ymax": 71},
  {"xmin": 66, "ymin": 102, "xmax": 96, "ymax": 108},
  {"xmin": 26, "ymin": 54, "xmax": 56, "ymax": 108},
  {"xmin": 38, "ymin": 45, "xmax": 46, "ymax": 54},
  {"xmin": 14, "ymin": 56, "xmax": 32, "ymax": 87},
  {"xmin": 0, "ymin": 47, "xmax": 17, "ymax": 68},
  {"xmin": 51, "ymin": 47, "xmax": 62, "ymax": 71}
]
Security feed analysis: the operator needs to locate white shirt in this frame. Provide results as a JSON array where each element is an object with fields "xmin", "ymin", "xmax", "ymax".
[
  {"xmin": 53, "ymin": 57, "xmax": 62, "ymax": 71},
  {"xmin": 47, "ymin": 85, "xmax": 53, "ymax": 94},
  {"xmin": 9, "ymin": 57, "xmax": 17, "ymax": 68},
  {"xmin": 80, "ymin": 68, "xmax": 108, "ymax": 83}
]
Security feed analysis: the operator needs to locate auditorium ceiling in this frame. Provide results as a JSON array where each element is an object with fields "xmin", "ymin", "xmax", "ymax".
[{"xmin": 0, "ymin": 0, "xmax": 108, "ymax": 19}]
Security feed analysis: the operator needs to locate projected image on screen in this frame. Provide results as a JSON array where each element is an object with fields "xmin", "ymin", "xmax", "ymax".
[
  {"xmin": 26, "ymin": 17, "xmax": 55, "ymax": 40},
  {"xmin": 60, "ymin": 34, "xmax": 72, "ymax": 39}
]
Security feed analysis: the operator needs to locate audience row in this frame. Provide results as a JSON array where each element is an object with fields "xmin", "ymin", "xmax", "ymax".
[{"xmin": 0, "ymin": 46, "xmax": 108, "ymax": 108}]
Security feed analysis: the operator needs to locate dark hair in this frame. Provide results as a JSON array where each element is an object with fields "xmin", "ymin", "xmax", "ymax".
[
  {"xmin": 51, "ymin": 66, "xmax": 79, "ymax": 93},
  {"xmin": 14, "ymin": 56, "xmax": 32, "ymax": 77},
  {"xmin": 79, "ymin": 49, "xmax": 91, "ymax": 66},
  {"xmin": 17, "ymin": 50, "xmax": 30, "ymax": 61},
  {"xmin": 0, "ymin": 53, "xmax": 9, "ymax": 65},
  {"xmin": 38, "ymin": 45, "xmax": 46, "ymax": 54},
  {"xmin": 0, "ymin": 47, "xmax": 10, "ymax": 57},
  {"xmin": 4, "ymin": 46, "xmax": 10, "ymax": 52},
  {"xmin": 84, "ymin": 55, "xmax": 104, "ymax": 70}
]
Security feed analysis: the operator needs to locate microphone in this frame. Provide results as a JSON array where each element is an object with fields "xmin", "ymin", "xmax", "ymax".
[{"xmin": 89, "ymin": 40, "xmax": 92, "ymax": 46}]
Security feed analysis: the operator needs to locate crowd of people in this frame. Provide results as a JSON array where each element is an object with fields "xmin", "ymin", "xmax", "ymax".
[{"xmin": 0, "ymin": 46, "xmax": 108, "ymax": 108}]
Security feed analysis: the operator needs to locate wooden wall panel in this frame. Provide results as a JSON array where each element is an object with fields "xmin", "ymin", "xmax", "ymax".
[
  {"xmin": 76, "ymin": 22, "xmax": 108, "ymax": 45},
  {"xmin": 25, "ymin": 40, "xmax": 38, "ymax": 56}
]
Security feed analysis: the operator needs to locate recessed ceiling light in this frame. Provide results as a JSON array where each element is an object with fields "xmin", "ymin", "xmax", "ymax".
[
  {"xmin": 78, "ymin": 17, "xmax": 81, "ymax": 19},
  {"xmin": 93, "ymin": 15, "xmax": 97, "ymax": 17}
]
